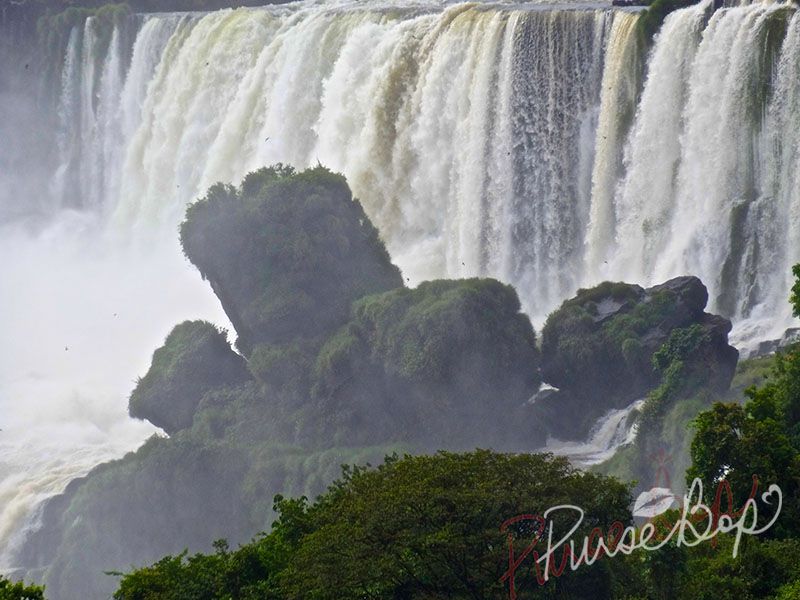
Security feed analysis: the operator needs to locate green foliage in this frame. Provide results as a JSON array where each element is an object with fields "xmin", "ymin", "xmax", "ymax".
[
  {"xmin": 113, "ymin": 539, "xmax": 284, "ymax": 600},
  {"xmin": 28, "ymin": 165, "xmax": 755, "ymax": 599},
  {"xmin": 353, "ymin": 279, "xmax": 536, "ymax": 384},
  {"xmin": 30, "ymin": 409, "xmax": 410, "ymax": 599},
  {"xmin": 541, "ymin": 281, "xmax": 649, "ymax": 398},
  {"xmin": 776, "ymin": 579, "xmax": 800, "ymax": 600},
  {"xmin": 629, "ymin": 263, "xmax": 800, "ymax": 581},
  {"xmin": 792, "ymin": 264, "xmax": 800, "ymax": 318},
  {"xmin": 541, "ymin": 278, "xmax": 717, "ymax": 411},
  {"xmin": 180, "ymin": 165, "xmax": 402, "ymax": 355},
  {"xmin": 677, "ymin": 536, "xmax": 800, "ymax": 599},
  {"xmin": 544, "ymin": 277, "xmax": 737, "ymax": 493},
  {"xmin": 688, "ymin": 344, "xmax": 800, "ymax": 538},
  {"xmin": 114, "ymin": 450, "xmax": 633, "ymax": 600},
  {"xmin": 651, "ymin": 323, "xmax": 708, "ymax": 374},
  {"xmin": 0, "ymin": 576, "xmax": 44, "ymax": 600},
  {"xmin": 26, "ymin": 434, "xmax": 256, "ymax": 600},
  {"xmin": 565, "ymin": 281, "xmax": 642, "ymax": 308},
  {"xmin": 247, "ymin": 343, "xmax": 311, "ymax": 398},
  {"xmin": 615, "ymin": 350, "xmax": 781, "ymax": 492},
  {"xmin": 724, "ymin": 353, "xmax": 776, "ymax": 401},
  {"xmin": 638, "ymin": 324, "xmax": 709, "ymax": 434},
  {"xmin": 311, "ymin": 279, "xmax": 541, "ymax": 449},
  {"xmin": 129, "ymin": 321, "xmax": 250, "ymax": 434},
  {"xmin": 25, "ymin": 165, "xmax": 552, "ymax": 598}
]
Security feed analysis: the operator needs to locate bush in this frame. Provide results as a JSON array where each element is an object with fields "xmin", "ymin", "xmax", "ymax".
[{"xmin": 0, "ymin": 576, "xmax": 44, "ymax": 600}]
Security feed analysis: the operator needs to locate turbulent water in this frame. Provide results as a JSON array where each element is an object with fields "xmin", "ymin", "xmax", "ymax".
[
  {"xmin": 44, "ymin": 0, "xmax": 800, "ymax": 330},
  {"xmin": 1, "ymin": 0, "xmax": 800, "ymax": 562}
]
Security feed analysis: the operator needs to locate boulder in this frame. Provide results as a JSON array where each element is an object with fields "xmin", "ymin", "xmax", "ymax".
[
  {"xmin": 538, "ymin": 276, "xmax": 738, "ymax": 440},
  {"xmin": 309, "ymin": 278, "xmax": 543, "ymax": 450}
]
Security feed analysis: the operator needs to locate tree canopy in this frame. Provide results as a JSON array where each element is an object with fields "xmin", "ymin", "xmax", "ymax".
[
  {"xmin": 0, "ymin": 576, "xmax": 44, "ymax": 600},
  {"xmin": 113, "ymin": 450, "xmax": 633, "ymax": 600}
]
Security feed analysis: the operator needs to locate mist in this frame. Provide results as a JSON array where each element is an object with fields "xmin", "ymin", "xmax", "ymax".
[{"xmin": 0, "ymin": 217, "xmax": 229, "ymax": 566}]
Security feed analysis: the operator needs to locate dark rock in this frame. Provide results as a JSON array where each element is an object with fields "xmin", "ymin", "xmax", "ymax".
[
  {"xmin": 742, "ymin": 327, "xmax": 800, "ymax": 360},
  {"xmin": 647, "ymin": 275, "xmax": 709, "ymax": 328},
  {"xmin": 695, "ymin": 313, "xmax": 739, "ymax": 393},
  {"xmin": 780, "ymin": 327, "xmax": 800, "ymax": 349}
]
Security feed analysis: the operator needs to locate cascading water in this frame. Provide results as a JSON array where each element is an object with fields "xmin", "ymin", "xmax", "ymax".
[
  {"xmin": 604, "ymin": 1, "xmax": 800, "ymax": 341},
  {"xmin": 541, "ymin": 398, "xmax": 645, "ymax": 467},
  {"xmin": 49, "ymin": 0, "xmax": 797, "ymax": 329},
  {"xmin": 2, "ymin": 0, "xmax": 800, "ymax": 565}
]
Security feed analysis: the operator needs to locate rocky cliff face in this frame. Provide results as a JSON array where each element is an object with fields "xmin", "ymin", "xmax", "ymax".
[
  {"xmin": 179, "ymin": 165, "xmax": 404, "ymax": 356},
  {"xmin": 128, "ymin": 321, "xmax": 251, "ymax": 434}
]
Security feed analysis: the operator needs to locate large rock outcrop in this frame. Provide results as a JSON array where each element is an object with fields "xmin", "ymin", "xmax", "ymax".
[
  {"xmin": 14, "ymin": 165, "xmax": 743, "ymax": 600},
  {"xmin": 536, "ymin": 276, "xmax": 738, "ymax": 440},
  {"xmin": 16, "ymin": 166, "xmax": 545, "ymax": 600},
  {"xmin": 309, "ymin": 279, "xmax": 542, "ymax": 449},
  {"xmin": 179, "ymin": 164, "xmax": 403, "ymax": 355}
]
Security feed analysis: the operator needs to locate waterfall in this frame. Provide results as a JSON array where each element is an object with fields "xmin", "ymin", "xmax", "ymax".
[
  {"xmin": 39, "ymin": 0, "xmax": 800, "ymax": 331},
  {"xmin": 541, "ymin": 399, "xmax": 645, "ymax": 467},
  {"xmin": 2, "ymin": 0, "xmax": 800, "ymax": 563},
  {"xmin": 50, "ymin": 4, "xmax": 631, "ymax": 305},
  {"xmin": 604, "ymin": 1, "xmax": 799, "ymax": 340},
  {"xmin": 595, "ymin": 1, "xmax": 712, "ymax": 280},
  {"xmin": 586, "ymin": 10, "xmax": 643, "ymax": 273}
]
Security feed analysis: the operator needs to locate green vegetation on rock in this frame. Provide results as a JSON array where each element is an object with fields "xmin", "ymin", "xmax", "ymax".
[
  {"xmin": 129, "ymin": 321, "xmax": 250, "ymax": 434},
  {"xmin": 17, "ymin": 166, "xmax": 548, "ymax": 600},
  {"xmin": 537, "ymin": 276, "xmax": 737, "ymax": 454},
  {"xmin": 180, "ymin": 165, "xmax": 403, "ymax": 355},
  {"xmin": 310, "ymin": 279, "xmax": 542, "ymax": 449},
  {"xmin": 792, "ymin": 263, "xmax": 800, "ymax": 318},
  {"xmin": 688, "ymin": 342, "xmax": 800, "ymax": 538},
  {"xmin": 0, "ymin": 576, "xmax": 44, "ymax": 600}
]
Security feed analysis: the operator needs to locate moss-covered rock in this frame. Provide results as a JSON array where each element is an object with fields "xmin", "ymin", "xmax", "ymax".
[
  {"xmin": 17, "ymin": 167, "xmax": 544, "ymax": 599},
  {"xmin": 179, "ymin": 165, "xmax": 403, "ymax": 355},
  {"xmin": 537, "ymin": 276, "xmax": 737, "ymax": 441},
  {"xmin": 129, "ymin": 321, "xmax": 250, "ymax": 434},
  {"xmin": 310, "ymin": 278, "xmax": 542, "ymax": 450}
]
